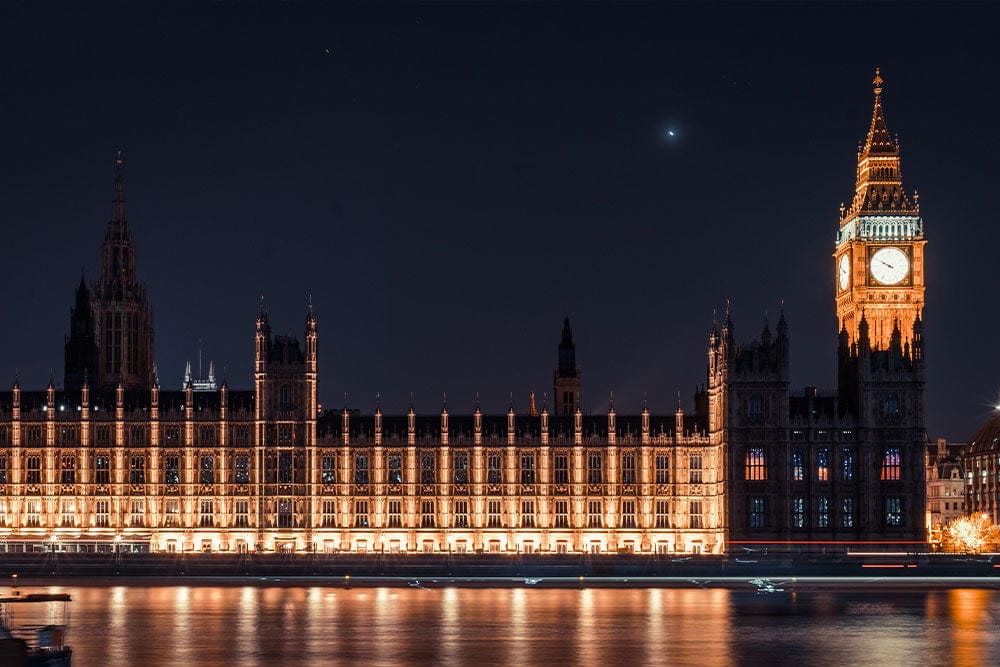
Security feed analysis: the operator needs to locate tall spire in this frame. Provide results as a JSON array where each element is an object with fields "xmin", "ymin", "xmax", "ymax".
[
  {"xmin": 112, "ymin": 150, "xmax": 127, "ymax": 226},
  {"xmin": 844, "ymin": 68, "xmax": 916, "ymax": 219}
]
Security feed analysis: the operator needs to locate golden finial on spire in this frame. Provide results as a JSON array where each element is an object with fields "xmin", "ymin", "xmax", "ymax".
[{"xmin": 873, "ymin": 67, "xmax": 883, "ymax": 95}]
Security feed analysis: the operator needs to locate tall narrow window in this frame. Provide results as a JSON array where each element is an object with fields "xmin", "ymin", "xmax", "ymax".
[
  {"xmin": 95, "ymin": 499, "xmax": 110, "ymax": 527},
  {"xmin": 276, "ymin": 499, "xmax": 293, "ymax": 528},
  {"xmin": 454, "ymin": 500, "xmax": 469, "ymax": 528},
  {"xmin": 322, "ymin": 455, "xmax": 337, "ymax": 484},
  {"xmin": 688, "ymin": 456, "xmax": 703, "ymax": 484},
  {"xmin": 748, "ymin": 497, "xmax": 765, "ymax": 528},
  {"xmin": 321, "ymin": 500, "xmax": 336, "ymax": 527},
  {"xmin": 387, "ymin": 454, "xmax": 403, "ymax": 484},
  {"xmin": 234, "ymin": 455, "xmax": 250, "ymax": 484},
  {"xmin": 554, "ymin": 500, "xmax": 569, "ymax": 528},
  {"xmin": 588, "ymin": 500, "xmax": 603, "ymax": 527},
  {"xmin": 745, "ymin": 447, "xmax": 766, "ymax": 481},
  {"xmin": 554, "ymin": 454, "xmax": 569, "ymax": 484},
  {"xmin": 487, "ymin": 454, "xmax": 502, "ymax": 484},
  {"xmin": 60, "ymin": 499, "xmax": 76, "ymax": 527},
  {"xmin": 420, "ymin": 500, "xmax": 435, "ymax": 527},
  {"xmin": 453, "ymin": 452, "xmax": 469, "ymax": 484},
  {"xmin": 841, "ymin": 447, "xmax": 855, "ymax": 481},
  {"xmin": 277, "ymin": 451, "xmax": 292, "ymax": 483},
  {"xmin": 355, "ymin": 500, "xmax": 370, "ymax": 527},
  {"xmin": 200, "ymin": 455, "xmax": 215, "ymax": 484},
  {"xmin": 130, "ymin": 500, "xmax": 145, "ymax": 527},
  {"xmin": 621, "ymin": 452, "xmax": 636, "ymax": 485},
  {"xmin": 487, "ymin": 500, "xmax": 503, "ymax": 527},
  {"xmin": 0, "ymin": 455, "xmax": 7, "ymax": 484},
  {"xmin": 690, "ymin": 500, "xmax": 705, "ymax": 529},
  {"xmin": 94, "ymin": 455, "xmax": 109, "ymax": 485},
  {"xmin": 841, "ymin": 497, "xmax": 854, "ymax": 528},
  {"xmin": 886, "ymin": 497, "xmax": 903, "ymax": 526},
  {"xmin": 655, "ymin": 500, "xmax": 670, "ymax": 528},
  {"xmin": 792, "ymin": 448, "xmax": 804, "ymax": 481},
  {"xmin": 621, "ymin": 500, "xmax": 636, "ymax": 528},
  {"xmin": 200, "ymin": 500, "xmax": 214, "ymax": 527},
  {"xmin": 882, "ymin": 447, "xmax": 901, "ymax": 481},
  {"xmin": 655, "ymin": 454, "xmax": 669, "ymax": 484},
  {"xmin": 816, "ymin": 448, "xmax": 829, "ymax": 482},
  {"xmin": 61, "ymin": 456, "xmax": 76, "ymax": 484},
  {"xmin": 387, "ymin": 500, "xmax": 402, "ymax": 528},
  {"xmin": 234, "ymin": 500, "xmax": 250, "ymax": 528},
  {"xmin": 792, "ymin": 497, "xmax": 805, "ymax": 528},
  {"xmin": 163, "ymin": 500, "xmax": 180, "ymax": 527},
  {"xmin": 587, "ymin": 453, "xmax": 602, "ymax": 484},
  {"xmin": 420, "ymin": 454, "xmax": 435, "ymax": 485},
  {"xmin": 25, "ymin": 456, "xmax": 42, "ymax": 485},
  {"xmin": 354, "ymin": 454, "xmax": 370, "ymax": 484},
  {"xmin": 130, "ymin": 456, "xmax": 145, "ymax": 484},
  {"xmin": 164, "ymin": 456, "xmax": 180, "ymax": 484},
  {"xmin": 521, "ymin": 500, "xmax": 535, "ymax": 528},
  {"xmin": 520, "ymin": 454, "xmax": 535, "ymax": 484},
  {"xmin": 818, "ymin": 496, "xmax": 830, "ymax": 528}
]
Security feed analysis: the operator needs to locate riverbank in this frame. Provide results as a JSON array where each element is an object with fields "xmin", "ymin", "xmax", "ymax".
[{"xmin": 0, "ymin": 552, "xmax": 997, "ymax": 586}]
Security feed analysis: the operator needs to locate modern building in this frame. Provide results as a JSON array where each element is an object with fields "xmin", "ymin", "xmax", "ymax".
[
  {"xmin": 925, "ymin": 438, "xmax": 966, "ymax": 545},
  {"xmin": 0, "ymin": 72, "xmax": 927, "ymax": 554}
]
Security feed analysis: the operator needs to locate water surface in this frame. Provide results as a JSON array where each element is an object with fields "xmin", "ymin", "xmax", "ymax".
[{"xmin": 14, "ymin": 582, "xmax": 1000, "ymax": 665}]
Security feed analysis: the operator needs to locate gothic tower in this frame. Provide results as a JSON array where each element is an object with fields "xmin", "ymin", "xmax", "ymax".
[
  {"xmin": 92, "ymin": 153, "xmax": 155, "ymax": 389},
  {"xmin": 64, "ymin": 273, "xmax": 99, "ymax": 390},
  {"xmin": 553, "ymin": 317, "xmax": 581, "ymax": 415},
  {"xmin": 253, "ymin": 301, "xmax": 318, "ymax": 538},
  {"xmin": 835, "ymin": 69, "xmax": 926, "ymax": 349}
]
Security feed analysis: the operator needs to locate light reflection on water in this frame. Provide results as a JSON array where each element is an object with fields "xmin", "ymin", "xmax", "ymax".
[{"xmin": 15, "ymin": 583, "xmax": 1000, "ymax": 666}]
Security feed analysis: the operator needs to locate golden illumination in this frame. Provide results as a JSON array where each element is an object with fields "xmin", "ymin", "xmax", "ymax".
[{"xmin": 941, "ymin": 514, "xmax": 1000, "ymax": 554}]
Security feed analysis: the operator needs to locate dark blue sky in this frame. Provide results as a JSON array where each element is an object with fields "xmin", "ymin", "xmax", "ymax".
[{"xmin": 1, "ymin": 3, "xmax": 997, "ymax": 440}]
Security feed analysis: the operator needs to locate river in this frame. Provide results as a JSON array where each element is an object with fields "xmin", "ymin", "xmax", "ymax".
[{"xmin": 10, "ymin": 581, "xmax": 1000, "ymax": 665}]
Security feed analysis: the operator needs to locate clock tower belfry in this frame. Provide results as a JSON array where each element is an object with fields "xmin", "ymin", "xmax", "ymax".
[{"xmin": 835, "ymin": 69, "xmax": 926, "ymax": 350}]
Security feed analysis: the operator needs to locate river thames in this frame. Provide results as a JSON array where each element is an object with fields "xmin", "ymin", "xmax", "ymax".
[{"xmin": 13, "ymin": 581, "xmax": 1000, "ymax": 665}]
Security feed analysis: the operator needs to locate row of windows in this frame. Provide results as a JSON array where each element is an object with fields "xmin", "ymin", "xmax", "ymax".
[
  {"xmin": 0, "ymin": 425, "xmax": 256, "ymax": 447},
  {"xmin": 0, "ymin": 452, "xmax": 705, "ymax": 486},
  {"xmin": 747, "ymin": 496, "xmax": 904, "ymax": 528},
  {"xmin": 744, "ymin": 447, "xmax": 903, "ymax": 482},
  {"xmin": 0, "ymin": 498, "xmax": 711, "ymax": 531}
]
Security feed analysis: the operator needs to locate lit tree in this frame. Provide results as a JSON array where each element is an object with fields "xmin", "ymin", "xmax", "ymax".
[{"xmin": 942, "ymin": 514, "xmax": 1000, "ymax": 554}]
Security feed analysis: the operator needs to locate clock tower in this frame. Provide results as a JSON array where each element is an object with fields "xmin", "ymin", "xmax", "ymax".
[{"xmin": 835, "ymin": 70, "xmax": 926, "ymax": 349}]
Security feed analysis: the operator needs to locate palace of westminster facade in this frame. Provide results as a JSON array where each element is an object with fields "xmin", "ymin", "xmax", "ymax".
[{"xmin": 0, "ymin": 73, "xmax": 927, "ymax": 555}]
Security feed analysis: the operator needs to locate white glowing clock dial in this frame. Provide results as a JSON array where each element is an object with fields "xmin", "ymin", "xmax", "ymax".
[
  {"xmin": 838, "ymin": 254, "xmax": 850, "ymax": 291},
  {"xmin": 870, "ymin": 247, "xmax": 909, "ymax": 285}
]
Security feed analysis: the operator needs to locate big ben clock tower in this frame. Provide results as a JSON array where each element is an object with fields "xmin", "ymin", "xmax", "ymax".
[{"xmin": 835, "ymin": 69, "xmax": 926, "ymax": 349}]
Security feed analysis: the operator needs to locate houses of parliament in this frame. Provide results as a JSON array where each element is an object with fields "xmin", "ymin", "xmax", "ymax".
[{"xmin": 0, "ymin": 73, "xmax": 926, "ymax": 555}]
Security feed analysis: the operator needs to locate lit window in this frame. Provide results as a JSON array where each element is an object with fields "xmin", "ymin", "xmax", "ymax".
[
  {"xmin": 792, "ymin": 448, "xmax": 804, "ymax": 481},
  {"xmin": 453, "ymin": 452, "xmax": 469, "ymax": 484},
  {"xmin": 61, "ymin": 456, "xmax": 76, "ymax": 484},
  {"xmin": 841, "ymin": 497, "xmax": 854, "ymax": 528},
  {"xmin": 816, "ymin": 448, "xmax": 829, "ymax": 482},
  {"xmin": 841, "ymin": 447, "xmax": 854, "ymax": 481},
  {"xmin": 882, "ymin": 448, "xmax": 901, "ymax": 481},
  {"xmin": 234, "ymin": 455, "xmax": 250, "ymax": 484},
  {"xmin": 792, "ymin": 497, "xmax": 804, "ymax": 528},
  {"xmin": 886, "ymin": 497, "xmax": 903, "ymax": 527},
  {"xmin": 818, "ymin": 496, "xmax": 829, "ymax": 528},
  {"xmin": 745, "ymin": 447, "xmax": 766, "ymax": 481},
  {"xmin": 164, "ymin": 456, "xmax": 180, "ymax": 485},
  {"xmin": 200, "ymin": 455, "xmax": 214, "ymax": 484}
]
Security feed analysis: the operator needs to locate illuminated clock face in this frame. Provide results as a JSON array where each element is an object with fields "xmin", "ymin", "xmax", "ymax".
[
  {"xmin": 838, "ymin": 254, "xmax": 850, "ymax": 291},
  {"xmin": 870, "ymin": 247, "xmax": 909, "ymax": 285}
]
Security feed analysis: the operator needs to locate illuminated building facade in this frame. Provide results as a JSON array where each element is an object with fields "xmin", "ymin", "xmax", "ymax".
[
  {"xmin": 926, "ymin": 438, "xmax": 966, "ymax": 545},
  {"xmin": 0, "ymin": 72, "xmax": 927, "ymax": 554},
  {"xmin": 725, "ymin": 71, "xmax": 926, "ymax": 547}
]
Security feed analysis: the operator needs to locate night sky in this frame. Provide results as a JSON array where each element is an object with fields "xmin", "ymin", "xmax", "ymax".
[{"xmin": 2, "ymin": 4, "xmax": 998, "ymax": 441}]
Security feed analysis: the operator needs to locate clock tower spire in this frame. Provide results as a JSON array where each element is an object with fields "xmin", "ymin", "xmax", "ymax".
[{"xmin": 835, "ymin": 69, "xmax": 925, "ymax": 350}]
